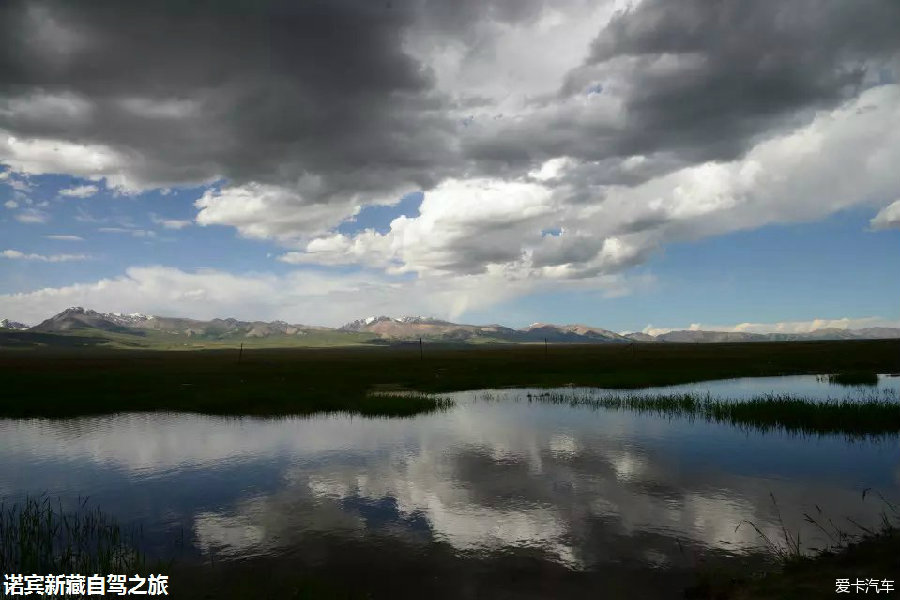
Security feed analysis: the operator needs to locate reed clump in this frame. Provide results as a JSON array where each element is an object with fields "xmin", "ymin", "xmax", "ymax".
[
  {"xmin": 362, "ymin": 391, "xmax": 453, "ymax": 417},
  {"xmin": 826, "ymin": 371, "xmax": 879, "ymax": 386},
  {"xmin": 0, "ymin": 496, "xmax": 146, "ymax": 576}
]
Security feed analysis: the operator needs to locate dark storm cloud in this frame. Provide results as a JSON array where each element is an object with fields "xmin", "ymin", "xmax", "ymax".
[
  {"xmin": 0, "ymin": 0, "xmax": 563, "ymax": 199},
  {"xmin": 417, "ymin": 0, "xmax": 546, "ymax": 34},
  {"xmin": 583, "ymin": 0, "xmax": 900, "ymax": 160},
  {"xmin": 465, "ymin": 0, "xmax": 900, "ymax": 179},
  {"xmin": 0, "ymin": 0, "xmax": 474, "ymax": 197},
  {"xmin": 1, "ymin": 0, "xmax": 899, "ymax": 205}
]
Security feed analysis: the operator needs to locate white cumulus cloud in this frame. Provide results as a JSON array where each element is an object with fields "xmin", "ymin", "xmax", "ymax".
[
  {"xmin": 0, "ymin": 265, "xmax": 640, "ymax": 326},
  {"xmin": 44, "ymin": 235, "xmax": 84, "ymax": 241},
  {"xmin": 277, "ymin": 85, "xmax": 900, "ymax": 283},
  {"xmin": 14, "ymin": 208, "xmax": 49, "ymax": 224},
  {"xmin": 2, "ymin": 249, "xmax": 89, "ymax": 262},
  {"xmin": 59, "ymin": 184, "xmax": 99, "ymax": 198},
  {"xmin": 160, "ymin": 219, "xmax": 191, "ymax": 230},
  {"xmin": 871, "ymin": 199, "xmax": 900, "ymax": 230},
  {"xmin": 195, "ymin": 182, "xmax": 364, "ymax": 241},
  {"xmin": 1, "ymin": 131, "xmax": 127, "ymax": 185}
]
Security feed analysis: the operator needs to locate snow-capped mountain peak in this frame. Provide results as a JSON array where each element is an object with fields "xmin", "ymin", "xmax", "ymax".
[
  {"xmin": 396, "ymin": 315, "xmax": 441, "ymax": 324},
  {"xmin": 106, "ymin": 312, "xmax": 155, "ymax": 326}
]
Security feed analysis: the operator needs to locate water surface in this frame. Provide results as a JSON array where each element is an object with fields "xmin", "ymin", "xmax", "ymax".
[
  {"xmin": 1, "ymin": 375, "xmax": 898, "ymax": 597},
  {"xmin": 526, "ymin": 373, "xmax": 900, "ymax": 401}
]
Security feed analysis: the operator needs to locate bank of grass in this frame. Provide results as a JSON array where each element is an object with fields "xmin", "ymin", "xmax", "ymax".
[
  {"xmin": 724, "ymin": 529, "xmax": 900, "ymax": 599},
  {"xmin": 0, "ymin": 496, "xmax": 148, "ymax": 576},
  {"xmin": 529, "ymin": 391, "xmax": 900, "ymax": 438},
  {"xmin": 0, "ymin": 339, "xmax": 897, "ymax": 418},
  {"xmin": 688, "ymin": 493, "xmax": 900, "ymax": 599}
]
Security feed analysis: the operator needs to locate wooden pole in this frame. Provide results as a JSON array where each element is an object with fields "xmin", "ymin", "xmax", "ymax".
[
  {"xmin": 544, "ymin": 337, "xmax": 548, "ymax": 357},
  {"xmin": 238, "ymin": 342, "xmax": 243, "ymax": 364},
  {"xmin": 419, "ymin": 337, "xmax": 423, "ymax": 361}
]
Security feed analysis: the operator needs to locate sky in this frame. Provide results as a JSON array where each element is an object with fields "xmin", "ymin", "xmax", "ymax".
[{"xmin": 1, "ymin": 0, "xmax": 899, "ymax": 332}]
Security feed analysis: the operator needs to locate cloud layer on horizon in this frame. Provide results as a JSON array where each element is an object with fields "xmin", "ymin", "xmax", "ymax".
[{"xmin": 0, "ymin": 265, "xmax": 646, "ymax": 326}]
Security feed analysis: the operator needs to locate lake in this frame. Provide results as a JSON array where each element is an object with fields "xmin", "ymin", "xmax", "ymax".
[{"xmin": 2, "ymin": 374, "xmax": 899, "ymax": 597}]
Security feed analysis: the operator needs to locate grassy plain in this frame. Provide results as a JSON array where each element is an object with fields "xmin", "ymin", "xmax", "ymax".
[{"xmin": 0, "ymin": 336, "xmax": 897, "ymax": 418}]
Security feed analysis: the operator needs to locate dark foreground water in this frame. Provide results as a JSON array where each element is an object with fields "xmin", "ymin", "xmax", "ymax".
[{"xmin": 1, "ymin": 375, "xmax": 898, "ymax": 598}]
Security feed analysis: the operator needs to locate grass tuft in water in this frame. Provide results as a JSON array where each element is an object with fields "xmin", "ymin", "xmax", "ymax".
[
  {"xmin": 826, "ymin": 371, "xmax": 879, "ymax": 386},
  {"xmin": 0, "ymin": 495, "xmax": 147, "ymax": 576},
  {"xmin": 362, "ymin": 391, "xmax": 453, "ymax": 417}
]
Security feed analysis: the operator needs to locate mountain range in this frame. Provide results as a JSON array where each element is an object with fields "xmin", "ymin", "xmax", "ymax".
[
  {"xmin": 23, "ymin": 307, "xmax": 328, "ymax": 338},
  {"xmin": 2, "ymin": 307, "xmax": 900, "ymax": 346},
  {"xmin": 0, "ymin": 319, "xmax": 28, "ymax": 330}
]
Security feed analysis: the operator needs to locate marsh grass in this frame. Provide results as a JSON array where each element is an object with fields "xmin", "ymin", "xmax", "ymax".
[
  {"xmin": 734, "ymin": 493, "xmax": 809, "ymax": 563},
  {"xmin": 1, "ymin": 340, "xmax": 898, "ymax": 419},
  {"xmin": 525, "ymin": 391, "xmax": 900, "ymax": 438},
  {"xmin": 360, "ymin": 391, "xmax": 454, "ymax": 417},
  {"xmin": 687, "ymin": 491, "xmax": 900, "ymax": 598},
  {"xmin": 0, "ymin": 496, "xmax": 148, "ymax": 576},
  {"xmin": 825, "ymin": 370, "xmax": 879, "ymax": 386},
  {"xmin": 750, "ymin": 489, "xmax": 900, "ymax": 573}
]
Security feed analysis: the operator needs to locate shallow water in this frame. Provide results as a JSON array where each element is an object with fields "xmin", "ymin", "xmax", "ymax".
[
  {"xmin": 1, "ymin": 375, "xmax": 899, "ymax": 596},
  {"xmin": 520, "ymin": 372, "xmax": 900, "ymax": 402}
]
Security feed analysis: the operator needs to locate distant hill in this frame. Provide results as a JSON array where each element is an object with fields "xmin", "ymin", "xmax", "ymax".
[
  {"xmin": 341, "ymin": 315, "xmax": 528, "ymax": 342},
  {"xmin": 0, "ymin": 318, "xmax": 28, "ymax": 330},
  {"xmin": 340, "ymin": 316, "xmax": 630, "ymax": 343},
  {"xmin": 623, "ymin": 332, "xmax": 656, "ymax": 342},
  {"xmin": 521, "ymin": 323, "xmax": 628, "ymax": 343},
  {"xmin": 29, "ymin": 307, "xmax": 338, "ymax": 341},
  {"xmin": 654, "ymin": 330, "xmax": 769, "ymax": 343},
  {"xmin": 31, "ymin": 307, "xmax": 141, "ymax": 335},
  {"xmin": 635, "ymin": 328, "xmax": 900, "ymax": 343},
  {"xmin": 3, "ymin": 307, "xmax": 900, "ymax": 348},
  {"xmin": 855, "ymin": 327, "xmax": 900, "ymax": 339}
]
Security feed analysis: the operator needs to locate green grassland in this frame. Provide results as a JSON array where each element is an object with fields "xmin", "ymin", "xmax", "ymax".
[
  {"xmin": 0, "ymin": 326, "xmax": 380, "ymax": 350},
  {"xmin": 0, "ymin": 335, "xmax": 897, "ymax": 418}
]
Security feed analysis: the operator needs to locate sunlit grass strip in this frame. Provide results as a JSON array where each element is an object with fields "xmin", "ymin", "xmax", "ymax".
[
  {"xmin": 530, "ymin": 392, "xmax": 900, "ymax": 438},
  {"xmin": 0, "ymin": 496, "xmax": 147, "ymax": 576}
]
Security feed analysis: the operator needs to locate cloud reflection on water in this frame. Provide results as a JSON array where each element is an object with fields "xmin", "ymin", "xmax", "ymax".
[{"xmin": 1, "ymin": 380, "xmax": 898, "ymax": 571}]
